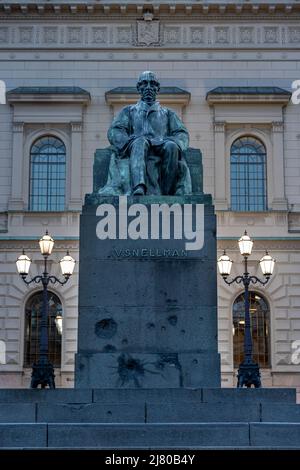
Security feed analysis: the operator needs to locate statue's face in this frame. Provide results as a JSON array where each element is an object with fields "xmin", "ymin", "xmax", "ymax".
[{"xmin": 137, "ymin": 76, "xmax": 160, "ymax": 105}]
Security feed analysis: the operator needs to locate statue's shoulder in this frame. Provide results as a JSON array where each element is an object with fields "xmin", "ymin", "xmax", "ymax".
[
  {"xmin": 158, "ymin": 104, "xmax": 176, "ymax": 116},
  {"xmin": 118, "ymin": 104, "xmax": 132, "ymax": 114},
  {"xmin": 118, "ymin": 103, "xmax": 141, "ymax": 116}
]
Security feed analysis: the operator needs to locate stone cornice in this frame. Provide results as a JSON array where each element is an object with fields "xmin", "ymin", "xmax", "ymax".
[
  {"xmin": 0, "ymin": 2, "xmax": 300, "ymax": 21},
  {"xmin": 207, "ymin": 88, "xmax": 291, "ymax": 105},
  {"xmin": 0, "ymin": 240, "xmax": 79, "ymax": 251},
  {"xmin": 7, "ymin": 87, "xmax": 91, "ymax": 104},
  {"xmin": 105, "ymin": 86, "xmax": 190, "ymax": 105}
]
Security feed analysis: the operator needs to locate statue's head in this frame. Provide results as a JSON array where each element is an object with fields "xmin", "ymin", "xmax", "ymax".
[{"xmin": 137, "ymin": 71, "xmax": 160, "ymax": 105}]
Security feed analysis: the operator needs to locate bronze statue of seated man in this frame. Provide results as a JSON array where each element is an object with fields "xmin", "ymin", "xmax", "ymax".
[{"xmin": 102, "ymin": 71, "xmax": 191, "ymax": 196}]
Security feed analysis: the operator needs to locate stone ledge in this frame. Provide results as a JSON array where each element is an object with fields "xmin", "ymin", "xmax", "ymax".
[
  {"xmin": 250, "ymin": 423, "xmax": 300, "ymax": 447},
  {"xmin": 207, "ymin": 87, "xmax": 291, "ymax": 104},
  {"xmin": 0, "ymin": 387, "xmax": 296, "ymax": 404},
  {"xmin": 47, "ymin": 423, "xmax": 250, "ymax": 448},
  {"xmin": 0, "ymin": 424, "xmax": 47, "ymax": 448},
  {"xmin": 105, "ymin": 87, "xmax": 190, "ymax": 106},
  {"xmin": 7, "ymin": 86, "xmax": 91, "ymax": 104},
  {"xmin": 0, "ymin": 389, "xmax": 92, "ymax": 403}
]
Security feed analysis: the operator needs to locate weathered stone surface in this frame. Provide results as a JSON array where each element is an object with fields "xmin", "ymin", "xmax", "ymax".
[
  {"xmin": 37, "ymin": 403, "xmax": 145, "ymax": 423},
  {"xmin": 47, "ymin": 423, "xmax": 250, "ymax": 448},
  {"xmin": 0, "ymin": 389, "xmax": 92, "ymax": 403},
  {"xmin": 202, "ymin": 388, "xmax": 296, "ymax": 404},
  {"xmin": 76, "ymin": 193, "xmax": 220, "ymax": 388},
  {"xmin": 0, "ymin": 424, "xmax": 47, "ymax": 448},
  {"xmin": 0, "ymin": 388, "xmax": 299, "ymax": 449},
  {"xmin": 76, "ymin": 353, "xmax": 182, "ymax": 389},
  {"xmin": 250, "ymin": 423, "xmax": 300, "ymax": 447},
  {"xmin": 0, "ymin": 403, "xmax": 36, "ymax": 422},
  {"xmin": 77, "ymin": 306, "xmax": 217, "ymax": 352},
  {"xmin": 261, "ymin": 403, "xmax": 300, "ymax": 422},
  {"xmin": 76, "ymin": 352, "xmax": 220, "ymax": 389},
  {"xmin": 147, "ymin": 402, "xmax": 260, "ymax": 423},
  {"xmin": 92, "ymin": 388, "xmax": 203, "ymax": 404}
]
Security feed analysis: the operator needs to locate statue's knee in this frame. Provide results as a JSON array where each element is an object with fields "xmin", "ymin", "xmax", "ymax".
[
  {"xmin": 163, "ymin": 141, "xmax": 179, "ymax": 153},
  {"xmin": 132, "ymin": 136, "xmax": 149, "ymax": 147}
]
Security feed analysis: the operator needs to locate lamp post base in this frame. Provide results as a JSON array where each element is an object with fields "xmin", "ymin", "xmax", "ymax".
[
  {"xmin": 30, "ymin": 360, "xmax": 55, "ymax": 389},
  {"xmin": 237, "ymin": 360, "xmax": 261, "ymax": 388}
]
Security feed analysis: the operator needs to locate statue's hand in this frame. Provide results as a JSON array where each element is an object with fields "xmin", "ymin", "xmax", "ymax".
[{"xmin": 150, "ymin": 138, "xmax": 164, "ymax": 147}]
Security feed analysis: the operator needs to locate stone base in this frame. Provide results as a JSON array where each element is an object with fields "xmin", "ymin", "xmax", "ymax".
[
  {"xmin": 76, "ymin": 194, "xmax": 220, "ymax": 389},
  {"xmin": 75, "ymin": 352, "xmax": 220, "ymax": 388}
]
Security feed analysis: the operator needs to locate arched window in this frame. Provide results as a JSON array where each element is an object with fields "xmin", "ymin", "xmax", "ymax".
[
  {"xmin": 24, "ymin": 291, "xmax": 63, "ymax": 367},
  {"xmin": 230, "ymin": 136, "xmax": 267, "ymax": 211},
  {"xmin": 233, "ymin": 292, "xmax": 270, "ymax": 368},
  {"xmin": 29, "ymin": 136, "xmax": 66, "ymax": 211}
]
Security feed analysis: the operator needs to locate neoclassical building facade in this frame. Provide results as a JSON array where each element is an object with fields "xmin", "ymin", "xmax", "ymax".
[{"xmin": 0, "ymin": 1, "xmax": 300, "ymax": 397}]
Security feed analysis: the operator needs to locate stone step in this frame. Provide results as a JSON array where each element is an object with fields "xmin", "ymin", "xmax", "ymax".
[
  {"xmin": 1, "ymin": 422, "xmax": 300, "ymax": 449},
  {"xmin": 0, "ymin": 389, "xmax": 93, "ymax": 403},
  {"xmin": 0, "ymin": 387, "xmax": 295, "ymax": 404},
  {"xmin": 1, "ymin": 401, "xmax": 300, "ymax": 424},
  {"xmin": 201, "ymin": 387, "xmax": 296, "ymax": 404},
  {"xmin": 261, "ymin": 403, "xmax": 300, "ymax": 422}
]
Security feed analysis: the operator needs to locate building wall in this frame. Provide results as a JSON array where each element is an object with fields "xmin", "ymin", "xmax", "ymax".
[{"xmin": 0, "ymin": 2, "xmax": 299, "ymax": 395}]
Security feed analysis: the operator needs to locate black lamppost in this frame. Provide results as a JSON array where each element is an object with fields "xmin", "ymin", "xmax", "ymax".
[
  {"xmin": 217, "ymin": 231, "xmax": 275, "ymax": 388},
  {"xmin": 16, "ymin": 231, "xmax": 75, "ymax": 389}
]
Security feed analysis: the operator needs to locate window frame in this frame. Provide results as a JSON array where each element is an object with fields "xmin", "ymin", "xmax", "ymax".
[
  {"xmin": 230, "ymin": 135, "xmax": 268, "ymax": 212},
  {"xmin": 232, "ymin": 290, "xmax": 271, "ymax": 369},
  {"xmin": 23, "ymin": 290, "xmax": 63, "ymax": 368},
  {"xmin": 29, "ymin": 135, "xmax": 67, "ymax": 212},
  {"xmin": 226, "ymin": 128, "xmax": 274, "ymax": 212},
  {"xmin": 24, "ymin": 128, "xmax": 70, "ymax": 212}
]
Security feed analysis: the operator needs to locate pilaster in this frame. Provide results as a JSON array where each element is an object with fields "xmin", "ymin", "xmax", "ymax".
[{"xmin": 8, "ymin": 122, "xmax": 24, "ymax": 211}]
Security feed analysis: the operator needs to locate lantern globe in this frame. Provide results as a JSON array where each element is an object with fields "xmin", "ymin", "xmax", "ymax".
[
  {"xmin": 238, "ymin": 231, "xmax": 253, "ymax": 256},
  {"xmin": 16, "ymin": 252, "xmax": 31, "ymax": 275},
  {"xmin": 39, "ymin": 231, "xmax": 54, "ymax": 256},
  {"xmin": 260, "ymin": 251, "xmax": 275, "ymax": 276},
  {"xmin": 60, "ymin": 252, "xmax": 75, "ymax": 277},
  {"xmin": 217, "ymin": 251, "xmax": 233, "ymax": 277}
]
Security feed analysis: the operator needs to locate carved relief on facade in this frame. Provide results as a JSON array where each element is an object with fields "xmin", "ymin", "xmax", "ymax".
[
  {"xmin": 0, "ymin": 23, "xmax": 298, "ymax": 50},
  {"xmin": 136, "ymin": 20, "xmax": 160, "ymax": 46},
  {"xmin": 67, "ymin": 27, "xmax": 83, "ymax": 44},
  {"xmin": 264, "ymin": 26, "xmax": 279, "ymax": 43},
  {"xmin": 19, "ymin": 27, "xmax": 33, "ymax": 43},
  {"xmin": 164, "ymin": 27, "xmax": 181, "ymax": 44},
  {"xmin": 288, "ymin": 27, "xmax": 300, "ymax": 44},
  {"xmin": 214, "ymin": 27, "xmax": 230, "ymax": 44},
  {"xmin": 116, "ymin": 27, "xmax": 132, "ymax": 44},
  {"xmin": 239, "ymin": 27, "xmax": 254, "ymax": 44},
  {"xmin": 190, "ymin": 27, "xmax": 205, "ymax": 44},
  {"xmin": 0, "ymin": 27, "xmax": 8, "ymax": 43},
  {"xmin": 92, "ymin": 27, "xmax": 107, "ymax": 44},
  {"xmin": 43, "ymin": 27, "xmax": 58, "ymax": 44}
]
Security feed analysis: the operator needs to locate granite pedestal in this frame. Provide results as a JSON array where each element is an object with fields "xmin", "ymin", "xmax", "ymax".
[
  {"xmin": 75, "ymin": 194, "xmax": 220, "ymax": 388},
  {"xmin": 75, "ymin": 147, "xmax": 220, "ymax": 388}
]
